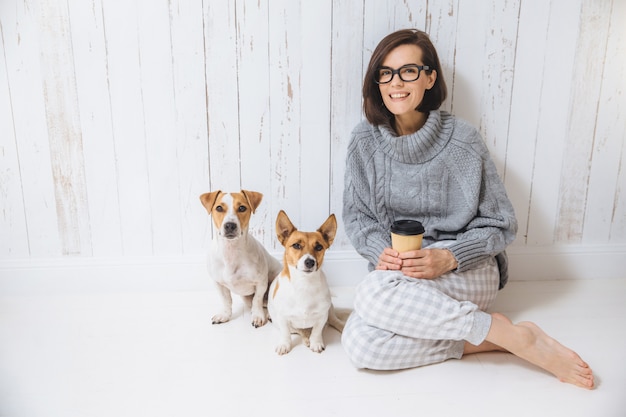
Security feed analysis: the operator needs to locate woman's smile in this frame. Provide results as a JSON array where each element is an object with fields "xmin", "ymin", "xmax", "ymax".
[{"xmin": 389, "ymin": 92, "xmax": 410, "ymax": 99}]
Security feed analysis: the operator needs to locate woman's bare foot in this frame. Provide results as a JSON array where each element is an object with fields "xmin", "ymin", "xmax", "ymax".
[{"xmin": 486, "ymin": 313, "xmax": 595, "ymax": 389}]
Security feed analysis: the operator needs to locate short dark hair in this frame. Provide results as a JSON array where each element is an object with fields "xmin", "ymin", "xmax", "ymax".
[{"xmin": 363, "ymin": 29, "xmax": 447, "ymax": 127}]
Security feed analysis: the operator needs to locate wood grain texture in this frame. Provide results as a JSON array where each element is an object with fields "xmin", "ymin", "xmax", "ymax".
[
  {"xmin": 2, "ymin": 0, "xmax": 61, "ymax": 257},
  {"xmin": 555, "ymin": 0, "xmax": 612, "ymax": 243},
  {"xmin": 38, "ymin": 0, "xmax": 92, "ymax": 256},
  {"xmin": 0, "ymin": 0, "xmax": 624, "ymax": 262},
  {"xmin": 68, "ymin": 0, "xmax": 122, "ymax": 257}
]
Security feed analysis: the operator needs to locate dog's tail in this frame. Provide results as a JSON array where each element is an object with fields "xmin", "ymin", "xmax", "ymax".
[{"xmin": 327, "ymin": 305, "xmax": 346, "ymax": 333}]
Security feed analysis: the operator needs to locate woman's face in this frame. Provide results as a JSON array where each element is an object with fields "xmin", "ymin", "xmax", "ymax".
[{"xmin": 379, "ymin": 44, "xmax": 436, "ymax": 118}]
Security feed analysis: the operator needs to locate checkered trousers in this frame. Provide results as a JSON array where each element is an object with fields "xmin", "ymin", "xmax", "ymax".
[{"xmin": 341, "ymin": 250, "xmax": 499, "ymax": 371}]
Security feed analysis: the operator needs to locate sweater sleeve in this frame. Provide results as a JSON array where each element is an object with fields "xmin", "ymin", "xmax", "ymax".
[
  {"xmin": 342, "ymin": 130, "xmax": 391, "ymax": 269},
  {"xmin": 446, "ymin": 130, "xmax": 518, "ymax": 273}
]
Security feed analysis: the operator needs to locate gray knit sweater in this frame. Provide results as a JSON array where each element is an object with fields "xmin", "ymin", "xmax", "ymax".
[{"xmin": 343, "ymin": 110, "xmax": 517, "ymax": 288}]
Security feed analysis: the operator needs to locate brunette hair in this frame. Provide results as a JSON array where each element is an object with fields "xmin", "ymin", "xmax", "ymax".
[{"xmin": 363, "ymin": 29, "xmax": 447, "ymax": 127}]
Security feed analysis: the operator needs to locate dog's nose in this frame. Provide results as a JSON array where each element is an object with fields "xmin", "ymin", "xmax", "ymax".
[
  {"xmin": 304, "ymin": 258, "xmax": 316, "ymax": 270},
  {"xmin": 224, "ymin": 222, "xmax": 237, "ymax": 234}
]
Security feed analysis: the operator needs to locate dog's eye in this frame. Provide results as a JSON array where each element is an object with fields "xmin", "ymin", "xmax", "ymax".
[
  {"xmin": 292, "ymin": 243, "xmax": 302, "ymax": 250},
  {"xmin": 314, "ymin": 244, "xmax": 324, "ymax": 251},
  {"xmin": 238, "ymin": 205, "xmax": 247, "ymax": 212},
  {"xmin": 215, "ymin": 205, "xmax": 224, "ymax": 212}
]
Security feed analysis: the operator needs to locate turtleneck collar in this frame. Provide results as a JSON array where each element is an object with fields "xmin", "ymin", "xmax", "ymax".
[{"xmin": 375, "ymin": 110, "xmax": 454, "ymax": 164}]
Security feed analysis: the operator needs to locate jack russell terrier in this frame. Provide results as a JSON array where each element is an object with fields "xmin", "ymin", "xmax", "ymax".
[
  {"xmin": 268, "ymin": 210, "xmax": 345, "ymax": 355},
  {"xmin": 200, "ymin": 190, "xmax": 282, "ymax": 328}
]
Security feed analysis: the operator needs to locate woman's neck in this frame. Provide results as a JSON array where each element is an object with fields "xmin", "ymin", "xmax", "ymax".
[{"xmin": 393, "ymin": 111, "xmax": 428, "ymax": 136}]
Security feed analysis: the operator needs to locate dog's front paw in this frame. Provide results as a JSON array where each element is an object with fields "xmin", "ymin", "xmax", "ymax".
[
  {"xmin": 275, "ymin": 342, "xmax": 292, "ymax": 355},
  {"xmin": 309, "ymin": 341, "xmax": 325, "ymax": 353},
  {"xmin": 251, "ymin": 313, "xmax": 268, "ymax": 328},
  {"xmin": 211, "ymin": 313, "xmax": 231, "ymax": 324}
]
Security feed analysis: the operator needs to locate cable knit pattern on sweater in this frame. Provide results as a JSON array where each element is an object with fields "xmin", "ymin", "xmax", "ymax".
[{"xmin": 342, "ymin": 110, "xmax": 518, "ymax": 288}]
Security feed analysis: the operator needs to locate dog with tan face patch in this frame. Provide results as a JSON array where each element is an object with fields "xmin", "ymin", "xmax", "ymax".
[
  {"xmin": 200, "ymin": 190, "xmax": 282, "ymax": 328},
  {"xmin": 267, "ymin": 210, "xmax": 345, "ymax": 355}
]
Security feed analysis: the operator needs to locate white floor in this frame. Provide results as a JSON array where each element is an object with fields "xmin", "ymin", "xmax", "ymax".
[{"xmin": 1, "ymin": 277, "xmax": 625, "ymax": 417}]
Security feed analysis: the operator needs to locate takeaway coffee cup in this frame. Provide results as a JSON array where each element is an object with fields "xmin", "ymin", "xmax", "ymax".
[{"xmin": 391, "ymin": 220, "xmax": 425, "ymax": 252}]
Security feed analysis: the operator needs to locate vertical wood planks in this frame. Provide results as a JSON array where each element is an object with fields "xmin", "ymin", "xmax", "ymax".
[
  {"xmin": 584, "ymin": 0, "xmax": 626, "ymax": 243},
  {"xmin": 392, "ymin": 0, "xmax": 426, "ymax": 31},
  {"xmin": 102, "ymin": 0, "xmax": 153, "ymax": 256},
  {"xmin": 478, "ymin": 1, "xmax": 520, "ymax": 177},
  {"xmin": 1, "ymin": 0, "xmax": 625, "ymax": 264},
  {"xmin": 68, "ymin": 0, "xmax": 123, "ymax": 257},
  {"xmin": 450, "ymin": 1, "xmax": 488, "ymax": 128},
  {"xmin": 0, "ymin": 8, "xmax": 29, "ymax": 258},
  {"xmin": 329, "ymin": 0, "xmax": 365, "ymax": 248},
  {"xmin": 555, "ymin": 0, "xmax": 612, "ymax": 243},
  {"xmin": 299, "ymin": 0, "xmax": 332, "ymax": 231},
  {"xmin": 362, "ymin": 0, "xmax": 396, "ymax": 58},
  {"xmin": 235, "ymin": 0, "xmax": 273, "ymax": 247},
  {"xmin": 204, "ymin": 0, "xmax": 240, "ymax": 191},
  {"xmin": 426, "ymin": 0, "xmax": 459, "ymax": 114},
  {"xmin": 268, "ymin": 0, "xmax": 302, "ymax": 249},
  {"xmin": 38, "ymin": 0, "xmax": 92, "ymax": 256},
  {"xmin": 504, "ymin": 0, "xmax": 551, "ymax": 246},
  {"xmin": 2, "ymin": 0, "xmax": 61, "ymax": 257},
  {"xmin": 526, "ymin": 0, "xmax": 581, "ymax": 245},
  {"xmin": 607, "ymin": 0, "xmax": 626, "ymax": 243},
  {"xmin": 610, "ymin": 136, "xmax": 626, "ymax": 243},
  {"xmin": 137, "ymin": 0, "xmax": 183, "ymax": 255},
  {"xmin": 169, "ymin": 0, "xmax": 210, "ymax": 254},
  {"xmin": 453, "ymin": 1, "xmax": 520, "ymax": 177}
]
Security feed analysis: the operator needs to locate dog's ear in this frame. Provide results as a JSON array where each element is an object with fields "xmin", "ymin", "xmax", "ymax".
[
  {"xmin": 275, "ymin": 210, "xmax": 297, "ymax": 245},
  {"xmin": 199, "ymin": 191, "xmax": 222, "ymax": 214},
  {"xmin": 318, "ymin": 214, "xmax": 337, "ymax": 246},
  {"xmin": 241, "ymin": 190, "xmax": 263, "ymax": 213}
]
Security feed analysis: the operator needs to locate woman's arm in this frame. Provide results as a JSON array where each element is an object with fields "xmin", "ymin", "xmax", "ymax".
[{"xmin": 342, "ymin": 139, "xmax": 391, "ymax": 269}]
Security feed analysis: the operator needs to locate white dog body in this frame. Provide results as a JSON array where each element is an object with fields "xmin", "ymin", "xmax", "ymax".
[
  {"xmin": 200, "ymin": 190, "xmax": 281, "ymax": 328},
  {"xmin": 268, "ymin": 210, "xmax": 345, "ymax": 355}
]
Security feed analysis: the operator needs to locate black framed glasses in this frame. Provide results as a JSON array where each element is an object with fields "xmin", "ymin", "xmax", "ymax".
[{"xmin": 374, "ymin": 64, "xmax": 430, "ymax": 84}]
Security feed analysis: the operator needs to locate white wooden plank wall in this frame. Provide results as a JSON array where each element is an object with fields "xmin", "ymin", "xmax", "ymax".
[{"xmin": 1, "ymin": 0, "xmax": 624, "ymax": 263}]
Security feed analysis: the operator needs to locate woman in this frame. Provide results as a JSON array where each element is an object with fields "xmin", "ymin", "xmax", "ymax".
[{"xmin": 341, "ymin": 29, "xmax": 594, "ymax": 389}]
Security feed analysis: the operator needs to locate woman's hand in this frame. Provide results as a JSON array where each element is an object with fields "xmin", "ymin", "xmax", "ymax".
[
  {"xmin": 377, "ymin": 247, "xmax": 458, "ymax": 279},
  {"xmin": 376, "ymin": 247, "xmax": 403, "ymax": 271}
]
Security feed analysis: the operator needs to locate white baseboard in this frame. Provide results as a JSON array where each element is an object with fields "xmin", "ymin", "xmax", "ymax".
[
  {"xmin": 0, "ymin": 245, "xmax": 623, "ymax": 295},
  {"xmin": 0, "ymin": 251, "xmax": 369, "ymax": 295},
  {"xmin": 506, "ymin": 244, "xmax": 625, "ymax": 281}
]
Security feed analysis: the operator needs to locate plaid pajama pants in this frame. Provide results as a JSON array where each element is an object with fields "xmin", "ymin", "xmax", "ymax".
[{"xmin": 341, "ymin": 244, "xmax": 499, "ymax": 370}]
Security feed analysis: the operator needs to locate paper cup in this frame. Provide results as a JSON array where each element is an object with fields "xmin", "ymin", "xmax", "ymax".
[{"xmin": 391, "ymin": 220, "xmax": 424, "ymax": 252}]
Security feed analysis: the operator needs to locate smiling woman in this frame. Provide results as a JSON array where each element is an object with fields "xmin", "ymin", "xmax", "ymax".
[
  {"xmin": 340, "ymin": 28, "xmax": 594, "ymax": 389},
  {"xmin": 362, "ymin": 30, "xmax": 447, "ymax": 135},
  {"xmin": 377, "ymin": 44, "xmax": 437, "ymax": 135}
]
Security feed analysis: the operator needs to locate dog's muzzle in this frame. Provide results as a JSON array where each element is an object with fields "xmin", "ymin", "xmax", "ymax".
[
  {"xmin": 222, "ymin": 222, "xmax": 239, "ymax": 239},
  {"xmin": 302, "ymin": 257, "xmax": 317, "ymax": 273}
]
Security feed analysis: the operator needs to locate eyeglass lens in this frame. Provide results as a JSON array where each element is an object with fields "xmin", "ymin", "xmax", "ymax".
[{"xmin": 376, "ymin": 65, "xmax": 428, "ymax": 84}]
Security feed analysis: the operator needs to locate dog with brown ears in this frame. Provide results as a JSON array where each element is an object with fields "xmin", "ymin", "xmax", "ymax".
[
  {"xmin": 268, "ymin": 210, "xmax": 345, "ymax": 354},
  {"xmin": 200, "ymin": 190, "xmax": 282, "ymax": 328}
]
